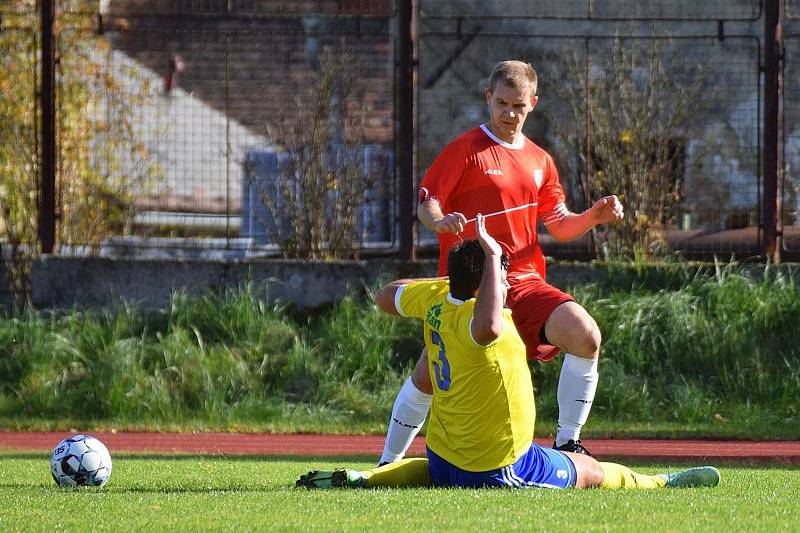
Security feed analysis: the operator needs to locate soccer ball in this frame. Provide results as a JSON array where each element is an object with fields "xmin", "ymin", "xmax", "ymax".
[{"xmin": 50, "ymin": 434, "xmax": 113, "ymax": 487}]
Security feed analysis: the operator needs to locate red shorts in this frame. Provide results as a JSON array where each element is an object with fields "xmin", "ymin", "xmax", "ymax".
[{"xmin": 506, "ymin": 270, "xmax": 574, "ymax": 362}]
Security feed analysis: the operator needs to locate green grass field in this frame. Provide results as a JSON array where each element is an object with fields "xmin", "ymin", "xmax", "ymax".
[{"xmin": 1, "ymin": 452, "xmax": 798, "ymax": 532}]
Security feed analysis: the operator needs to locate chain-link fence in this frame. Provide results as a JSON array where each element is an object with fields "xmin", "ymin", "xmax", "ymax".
[
  {"xmin": 419, "ymin": 0, "xmax": 761, "ymax": 20},
  {"xmin": 1, "ymin": 1, "xmax": 396, "ymax": 260},
  {"xmin": 783, "ymin": 0, "xmax": 800, "ymax": 253},
  {"xmin": 3, "ymin": 1, "xmax": 798, "ymax": 261},
  {"xmin": 417, "ymin": 0, "xmax": 768, "ymax": 259}
]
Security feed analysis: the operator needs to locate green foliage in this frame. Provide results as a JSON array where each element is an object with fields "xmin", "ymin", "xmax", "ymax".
[
  {"xmin": 0, "ymin": 7, "xmax": 40, "ymax": 301},
  {"xmin": 311, "ymin": 292, "xmax": 420, "ymax": 417},
  {"xmin": 554, "ymin": 36, "xmax": 704, "ymax": 261},
  {"xmin": 0, "ymin": 265, "xmax": 798, "ymax": 437},
  {"xmin": 533, "ymin": 263, "xmax": 800, "ymax": 432},
  {"xmin": 257, "ymin": 47, "xmax": 378, "ymax": 259},
  {"xmin": 0, "ymin": 286, "xmax": 418, "ymax": 428},
  {"xmin": 1, "ymin": 454, "xmax": 799, "ymax": 532}
]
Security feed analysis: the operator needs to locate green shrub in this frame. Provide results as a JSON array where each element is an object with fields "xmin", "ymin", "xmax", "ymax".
[
  {"xmin": 573, "ymin": 264, "xmax": 800, "ymax": 422},
  {"xmin": 0, "ymin": 265, "xmax": 797, "ymax": 437}
]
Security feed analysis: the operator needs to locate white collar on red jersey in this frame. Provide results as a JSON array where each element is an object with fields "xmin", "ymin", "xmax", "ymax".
[{"xmin": 480, "ymin": 123, "xmax": 525, "ymax": 150}]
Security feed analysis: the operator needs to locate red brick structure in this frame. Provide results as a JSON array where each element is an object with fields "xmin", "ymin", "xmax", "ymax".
[{"xmin": 103, "ymin": 0, "xmax": 394, "ymax": 144}]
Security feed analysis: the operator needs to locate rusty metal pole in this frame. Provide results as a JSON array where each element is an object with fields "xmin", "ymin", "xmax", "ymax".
[
  {"xmin": 763, "ymin": 0, "xmax": 781, "ymax": 262},
  {"xmin": 39, "ymin": 0, "xmax": 57, "ymax": 254},
  {"xmin": 396, "ymin": 0, "xmax": 417, "ymax": 260}
]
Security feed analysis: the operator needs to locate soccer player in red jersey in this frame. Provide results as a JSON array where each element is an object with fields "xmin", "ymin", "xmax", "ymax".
[{"xmin": 379, "ymin": 60, "xmax": 624, "ymax": 464}]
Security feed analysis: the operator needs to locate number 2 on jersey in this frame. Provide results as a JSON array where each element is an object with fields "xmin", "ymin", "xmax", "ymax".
[{"xmin": 430, "ymin": 331, "xmax": 451, "ymax": 391}]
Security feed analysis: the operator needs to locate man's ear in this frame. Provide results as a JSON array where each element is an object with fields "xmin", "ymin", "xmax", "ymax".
[
  {"xmin": 484, "ymin": 87, "xmax": 492, "ymax": 105},
  {"xmin": 530, "ymin": 95, "xmax": 539, "ymax": 109}
]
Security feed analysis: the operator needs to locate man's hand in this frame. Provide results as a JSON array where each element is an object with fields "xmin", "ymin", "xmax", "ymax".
[
  {"xmin": 475, "ymin": 213, "xmax": 503, "ymax": 258},
  {"xmin": 589, "ymin": 195, "xmax": 624, "ymax": 225},
  {"xmin": 431, "ymin": 212, "xmax": 467, "ymax": 234}
]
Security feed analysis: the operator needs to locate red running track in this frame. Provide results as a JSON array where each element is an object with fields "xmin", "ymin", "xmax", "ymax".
[{"xmin": 1, "ymin": 432, "xmax": 799, "ymax": 464}]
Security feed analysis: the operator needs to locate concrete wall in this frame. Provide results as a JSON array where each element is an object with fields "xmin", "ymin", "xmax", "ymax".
[
  {"xmin": 2, "ymin": 255, "xmax": 792, "ymax": 312},
  {"xmin": 28, "ymin": 256, "xmax": 437, "ymax": 311},
  {"xmin": 21, "ymin": 255, "xmax": 610, "ymax": 311}
]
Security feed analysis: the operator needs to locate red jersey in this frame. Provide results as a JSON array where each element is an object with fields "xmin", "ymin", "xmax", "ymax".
[{"xmin": 420, "ymin": 125, "xmax": 568, "ymax": 277}]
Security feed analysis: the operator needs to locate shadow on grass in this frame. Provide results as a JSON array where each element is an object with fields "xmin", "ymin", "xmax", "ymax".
[
  {"xmin": 0, "ymin": 451, "xmax": 377, "ymax": 463},
  {"xmin": 0, "ymin": 481, "xmax": 292, "ymax": 493},
  {"xmin": 93, "ymin": 486, "xmax": 288, "ymax": 495}
]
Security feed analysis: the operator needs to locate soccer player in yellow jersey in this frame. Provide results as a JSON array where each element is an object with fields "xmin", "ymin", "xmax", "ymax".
[{"xmin": 297, "ymin": 215, "xmax": 720, "ymax": 490}]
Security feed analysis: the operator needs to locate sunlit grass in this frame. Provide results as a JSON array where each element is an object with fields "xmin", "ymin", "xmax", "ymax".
[{"xmin": 0, "ymin": 453, "xmax": 798, "ymax": 532}]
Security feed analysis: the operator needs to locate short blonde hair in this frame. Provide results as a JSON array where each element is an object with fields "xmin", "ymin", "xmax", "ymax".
[{"xmin": 488, "ymin": 60, "xmax": 537, "ymax": 94}]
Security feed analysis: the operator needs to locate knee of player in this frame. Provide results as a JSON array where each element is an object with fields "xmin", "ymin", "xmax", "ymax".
[
  {"xmin": 572, "ymin": 456, "xmax": 605, "ymax": 489},
  {"xmin": 586, "ymin": 461, "xmax": 605, "ymax": 487},
  {"xmin": 587, "ymin": 324, "xmax": 602, "ymax": 354},
  {"xmin": 575, "ymin": 322, "xmax": 601, "ymax": 357},
  {"xmin": 580, "ymin": 460, "xmax": 605, "ymax": 489}
]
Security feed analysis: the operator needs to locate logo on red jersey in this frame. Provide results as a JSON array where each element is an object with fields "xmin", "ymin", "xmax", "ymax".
[
  {"xmin": 533, "ymin": 169, "xmax": 544, "ymax": 188},
  {"xmin": 484, "ymin": 169, "xmax": 504, "ymax": 175}
]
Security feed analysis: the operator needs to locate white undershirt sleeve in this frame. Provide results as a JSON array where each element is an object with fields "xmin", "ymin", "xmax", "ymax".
[{"xmin": 394, "ymin": 285, "xmax": 408, "ymax": 316}]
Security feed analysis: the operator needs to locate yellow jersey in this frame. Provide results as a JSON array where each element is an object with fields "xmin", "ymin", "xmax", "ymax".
[{"xmin": 396, "ymin": 279, "xmax": 535, "ymax": 472}]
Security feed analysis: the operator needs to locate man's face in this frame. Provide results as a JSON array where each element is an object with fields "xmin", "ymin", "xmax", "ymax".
[{"xmin": 484, "ymin": 81, "xmax": 538, "ymax": 143}]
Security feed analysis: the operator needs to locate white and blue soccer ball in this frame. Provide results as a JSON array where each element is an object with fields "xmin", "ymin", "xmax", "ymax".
[{"xmin": 50, "ymin": 434, "xmax": 113, "ymax": 487}]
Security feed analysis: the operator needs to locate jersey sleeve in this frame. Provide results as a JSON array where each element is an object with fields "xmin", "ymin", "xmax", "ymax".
[
  {"xmin": 396, "ymin": 280, "xmax": 449, "ymax": 321},
  {"xmin": 537, "ymin": 154, "xmax": 568, "ymax": 225},
  {"xmin": 418, "ymin": 138, "xmax": 469, "ymax": 209}
]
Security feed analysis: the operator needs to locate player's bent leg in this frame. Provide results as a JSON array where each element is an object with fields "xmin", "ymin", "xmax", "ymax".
[
  {"xmin": 557, "ymin": 450, "xmax": 719, "ymax": 490},
  {"xmin": 378, "ymin": 348, "xmax": 432, "ymax": 466},
  {"xmin": 545, "ymin": 301, "xmax": 602, "ymax": 452}
]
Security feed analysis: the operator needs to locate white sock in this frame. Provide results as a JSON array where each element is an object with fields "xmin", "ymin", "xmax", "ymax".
[
  {"xmin": 379, "ymin": 377, "xmax": 432, "ymax": 465},
  {"xmin": 555, "ymin": 353, "xmax": 599, "ymax": 447}
]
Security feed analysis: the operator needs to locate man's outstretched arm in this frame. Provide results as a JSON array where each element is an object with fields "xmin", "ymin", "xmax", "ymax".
[{"xmin": 546, "ymin": 195, "xmax": 624, "ymax": 242}]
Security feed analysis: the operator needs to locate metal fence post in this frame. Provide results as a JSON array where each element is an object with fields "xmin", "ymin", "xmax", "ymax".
[
  {"xmin": 396, "ymin": 0, "xmax": 417, "ymax": 260},
  {"xmin": 764, "ymin": 0, "xmax": 781, "ymax": 262},
  {"xmin": 39, "ymin": 0, "xmax": 56, "ymax": 254}
]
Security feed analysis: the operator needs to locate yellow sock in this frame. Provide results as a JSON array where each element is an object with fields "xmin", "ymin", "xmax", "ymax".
[
  {"xmin": 363, "ymin": 458, "xmax": 432, "ymax": 488},
  {"xmin": 599, "ymin": 462, "xmax": 667, "ymax": 489}
]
